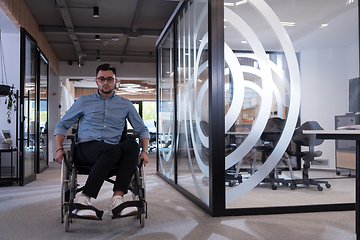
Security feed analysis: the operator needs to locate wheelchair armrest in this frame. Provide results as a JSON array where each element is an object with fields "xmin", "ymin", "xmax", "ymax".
[{"xmin": 67, "ymin": 134, "xmax": 76, "ymax": 140}]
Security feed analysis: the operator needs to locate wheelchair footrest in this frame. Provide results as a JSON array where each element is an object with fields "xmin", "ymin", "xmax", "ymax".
[
  {"xmin": 69, "ymin": 203, "xmax": 104, "ymax": 220},
  {"xmin": 111, "ymin": 200, "xmax": 144, "ymax": 219}
]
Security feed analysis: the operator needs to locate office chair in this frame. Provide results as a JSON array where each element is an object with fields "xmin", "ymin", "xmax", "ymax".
[
  {"xmin": 253, "ymin": 117, "xmax": 296, "ymax": 190},
  {"xmin": 199, "ymin": 120, "xmax": 242, "ymax": 187},
  {"xmin": 286, "ymin": 121, "xmax": 331, "ymax": 191}
]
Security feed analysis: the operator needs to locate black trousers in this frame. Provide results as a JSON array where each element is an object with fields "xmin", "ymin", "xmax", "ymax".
[{"xmin": 75, "ymin": 139, "xmax": 139, "ymax": 199}]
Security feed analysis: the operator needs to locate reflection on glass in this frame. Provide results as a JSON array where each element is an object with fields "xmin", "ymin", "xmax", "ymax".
[
  {"xmin": 39, "ymin": 54, "xmax": 48, "ymax": 172},
  {"xmin": 23, "ymin": 37, "xmax": 36, "ymax": 179},
  {"xmin": 158, "ymin": 26, "xmax": 175, "ymax": 181},
  {"xmin": 224, "ymin": 0, "xmax": 357, "ymax": 209},
  {"xmin": 176, "ymin": 0, "xmax": 209, "ymax": 205}
]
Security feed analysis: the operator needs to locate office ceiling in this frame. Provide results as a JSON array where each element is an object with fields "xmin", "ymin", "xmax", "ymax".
[
  {"xmin": 23, "ymin": 0, "xmax": 358, "ymax": 64},
  {"xmin": 23, "ymin": 0, "xmax": 180, "ymax": 64},
  {"xmin": 22, "ymin": 0, "xmax": 357, "ymax": 94}
]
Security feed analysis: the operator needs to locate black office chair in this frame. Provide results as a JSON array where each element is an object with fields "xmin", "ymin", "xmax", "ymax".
[
  {"xmin": 286, "ymin": 121, "xmax": 331, "ymax": 191},
  {"xmin": 254, "ymin": 117, "xmax": 296, "ymax": 190},
  {"xmin": 254, "ymin": 117, "xmax": 284, "ymax": 163},
  {"xmin": 60, "ymin": 125, "xmax": 147, "ymax": 232},
  {"xmin": 199, "ymin": 120, "xmax": 242, "ymax": 187}
]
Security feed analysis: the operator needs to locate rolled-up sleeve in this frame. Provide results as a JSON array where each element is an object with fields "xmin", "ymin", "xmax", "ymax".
[
  {"xmin": 127, "ymin": 102, "xmax": 150, "ymax": 140},
  {"xmin": 54, "ymin": 98, "xmax": 84, "ymax": 137}
]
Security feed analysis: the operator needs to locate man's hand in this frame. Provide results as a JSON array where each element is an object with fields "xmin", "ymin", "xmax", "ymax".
[
  {"xmin": 55, "ymin": 134, "xmax": 66, "ymax": 164},
  {"xmin": 140, "ymin": 151, "xmax": 149, "ymax": 166},
  {"xmin": 140, "ymin": 138, "xmax": 150, "ymax": 166},
  {"xmin": 55, "ymin": 149, "xmax": 65, "ymax": 164}
]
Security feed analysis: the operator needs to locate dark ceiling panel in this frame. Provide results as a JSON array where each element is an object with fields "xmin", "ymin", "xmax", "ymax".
[{"xmin": 23, "ymin": 0, "xmax": 180, "ymax": 65}]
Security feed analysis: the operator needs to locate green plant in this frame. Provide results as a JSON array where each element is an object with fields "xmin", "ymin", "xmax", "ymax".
[{"xmin": 5, "ymin": 84, "xmax": 17, "ymax": 124}]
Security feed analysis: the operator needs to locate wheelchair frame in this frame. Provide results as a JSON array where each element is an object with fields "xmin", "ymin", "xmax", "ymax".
[{"xmin": 60, "ymin": 135, "xmax": 147, "ymax": 232}]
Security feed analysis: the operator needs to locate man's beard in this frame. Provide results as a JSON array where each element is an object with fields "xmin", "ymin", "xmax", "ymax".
[{"xmin": 99, "ymin": 86, "xmax": 113, "ymax": 94}]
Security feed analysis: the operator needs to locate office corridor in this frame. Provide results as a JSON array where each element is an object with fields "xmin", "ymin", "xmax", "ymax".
[{"xmin": 0, "ymin": 153, "xmax": 356, "ymax": 240}]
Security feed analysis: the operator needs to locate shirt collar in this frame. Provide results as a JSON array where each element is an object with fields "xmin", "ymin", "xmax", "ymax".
[{"xmin": 96, "ymin": 90, "xmax": 116, "ymax": 99}]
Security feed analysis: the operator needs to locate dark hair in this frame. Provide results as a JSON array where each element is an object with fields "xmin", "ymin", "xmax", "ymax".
[{"xmin": 96, "ymin": 63, "xmax": 116, "ymax": 76}]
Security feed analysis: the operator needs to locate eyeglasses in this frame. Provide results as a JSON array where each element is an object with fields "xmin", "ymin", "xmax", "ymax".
[{"xmin": 97, "ymin": 77, "xmax": 115, "ymax": 83}]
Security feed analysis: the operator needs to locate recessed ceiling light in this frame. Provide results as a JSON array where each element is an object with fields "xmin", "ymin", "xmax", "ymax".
[
  {"xmin": 320, "ymin": 23, "xmax": 328, "ymax": 28},
  {"xmin": 241, "ymin": 40, "xmax": 248, "ymax": 44},
  {"xmin": 281, "ymin": 22, "xmax": 295, "ymax": 27},
  {"xmin": 93, "ymin": 7, "xmax": 99, "ymax": 18},
  {"xmin": 236, "ymin": 0, "xmax": 248, "ymax": 5},
  {"xmin": 120, "ymin": 83, "xmax": 141, "ymax": 88}
]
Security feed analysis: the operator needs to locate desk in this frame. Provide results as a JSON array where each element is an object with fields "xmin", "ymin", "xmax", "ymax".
[
  {"xmin": 0, "ymin": 147, "xmax": 18, "ymax": 186},
  {"xmin": 303, "ymin": 130, "xmax": 360, "ymax": 240}
]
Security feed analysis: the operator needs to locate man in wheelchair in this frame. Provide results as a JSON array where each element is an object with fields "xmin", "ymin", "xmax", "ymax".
[{"xmin": 54, "ymin": 63, "xmax": 149, "ymax": 219}]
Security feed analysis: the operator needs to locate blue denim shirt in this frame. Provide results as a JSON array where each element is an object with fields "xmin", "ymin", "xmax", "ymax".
[{"xmin": 54, "ymin": 92, "xmax": 150, "ymax": 144}]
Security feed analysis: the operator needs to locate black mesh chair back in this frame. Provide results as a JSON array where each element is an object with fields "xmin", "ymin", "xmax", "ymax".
[
  {"xmin": 200, "ymin": 120, "xmax": 209, "ymax": 137},
  {"xmin": 292, "ymin": 121, "xmax": 324, "ymax": 146},
  {"xmin": 261, "ymin": 117, "xmax": 285, "ymax": 143}
]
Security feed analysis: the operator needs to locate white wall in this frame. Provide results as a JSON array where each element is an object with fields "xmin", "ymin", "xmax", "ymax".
[
  {"xmin": 48, "ymin": 70, "xmax": 61, "ymax": 162},
  {"xmin": 299, "ymin": 43, "xmax": 359, "ymax": 169},
  {"xmin": 0, "ymin": 32, "xmax": 20, "ymax": 143},
  {"xmin": 0, "ymin": 8, "xmax": 21, "ymax": 170}
]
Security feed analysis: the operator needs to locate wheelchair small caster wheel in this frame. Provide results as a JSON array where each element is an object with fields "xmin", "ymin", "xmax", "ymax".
[
  {"xmin": 336, "ymin": 171, "xmax": 341, "ymax": 176},
  {"xmin": 325, "ymin": 183, "xmax": 331, "ymax": 188},
  {"xmin": 229, "ymin": 181, "xmax": 234, "ymax": 187},
  {"xmin": 140, "ymin": 213, "xmax": 145, "ymax": 228},
  {"xmin": 290, "ymin": 183, "xmax": 297, "ymax": 190},
  {"xmin": 317, "ymin": 186, "xmax": 323, "ymax": 191},
  {"xmin": 64, "ymin": 212, "xmax": 70, "ymax": 232},
  {"xmin": 271, "ymin": 185, "xmax": 277, "ymax": 190}
]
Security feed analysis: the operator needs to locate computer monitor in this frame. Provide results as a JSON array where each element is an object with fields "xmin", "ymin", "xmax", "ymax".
[
  {"xmin": 1, "ymin": 130, "xmax": 13, "ymax": 145},
  {"xmin": 349, "ymin": 77, "xmax": 360, "ymax": 113}
]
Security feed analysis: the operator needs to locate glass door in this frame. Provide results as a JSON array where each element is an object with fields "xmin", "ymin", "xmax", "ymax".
[
  {"xmin": 37, "ymin": 52, "xmax": 49, "ymax": 172},
  {"xmin": 20, "ymin": 29, "xmax": 37, "ymax": 185}
]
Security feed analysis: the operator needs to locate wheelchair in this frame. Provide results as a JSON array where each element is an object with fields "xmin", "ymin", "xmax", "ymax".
[{"xmin": 60, "ymin": 129, "xmax": 147, "ymax": 232}]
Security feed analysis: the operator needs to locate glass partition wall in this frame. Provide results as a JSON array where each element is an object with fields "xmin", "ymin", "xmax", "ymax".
[
  {"xmin": 20, "ymin": 28, "xmax": 50, "ymax": 185},
  {"xmin": 158, "ymin": 27, "xmax": 176, "ymax": 181},
  {"xmin": 38, "ymin": 52, "xmax": 49, "ymax": 173},
  {"xmin": 20, "ymin": 29, "xmax": 37, "ymax": 185},
  {"xmin": 157, "ymin": 0, "xmax": 358, "ymax": 216}
]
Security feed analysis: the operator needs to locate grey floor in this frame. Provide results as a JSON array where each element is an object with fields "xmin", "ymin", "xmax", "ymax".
[{"xmin": 0, "ymin": 153, "xmax": 356, "ymax": 240}]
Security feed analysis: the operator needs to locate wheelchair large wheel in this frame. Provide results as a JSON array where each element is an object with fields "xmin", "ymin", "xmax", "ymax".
[
  {"xmin": 132, "ymin": 164, "xmax": 146, "ymax": 228},
  {"xmin": 64, "ymin": 166, "xmax": 77, "ymax": 232},
  {"xmin": 61, "ymin": 157, "xmax": 70, "ymax": 224}
]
